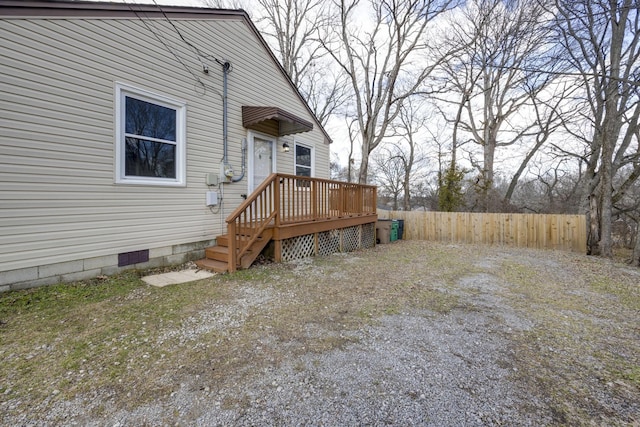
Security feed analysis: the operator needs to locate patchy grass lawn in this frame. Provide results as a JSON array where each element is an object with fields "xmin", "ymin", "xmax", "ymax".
[{"xmin": 0, "ymin": 241, "xmax": 638, "ymax": 425}]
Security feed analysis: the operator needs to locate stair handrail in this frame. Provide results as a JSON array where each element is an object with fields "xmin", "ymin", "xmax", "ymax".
[
  {"xmin": 225, "ymin": 173, "xmax": 279, "ymax": 272},
  {"xmin": 225, "ymin": 173, "xmax": 378, "ymax": 272}
]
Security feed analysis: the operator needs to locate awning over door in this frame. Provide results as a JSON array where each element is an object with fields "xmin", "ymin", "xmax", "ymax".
[{"xmin": 242, "ymin": 106, "xmax": 313, "ymax": 137}]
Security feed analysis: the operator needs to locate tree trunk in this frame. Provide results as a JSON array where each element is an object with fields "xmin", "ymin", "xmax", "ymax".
[
  {"xmin": 403, "ymin": 174, "xmax": 411, "ymax": 211},
  {"xmin": 480, "ymin": 140, "xmax": 495, "ymax": 212},
  {"xmin": 633, "ymin": 222, "xmax": 640, "ymax": 267},
  {"xmin": 587, "ymin": 193, "xmax": 601, "ymax": 255},
  {"xmin": 358, "ymin": 152, "xmax": 369, "ymax": 184},
  {"xmin": 599, "ymin": 134, "xmax": 614, "ymax": 258}
]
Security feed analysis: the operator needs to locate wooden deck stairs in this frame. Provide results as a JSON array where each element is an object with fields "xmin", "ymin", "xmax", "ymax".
[
  {"xmin": 194, "ymin": 173, "xmax": 378, "ymax": 274},
  {"xmin": 195, "ymin": 229, "xmax": 273, "ymax": 273}
]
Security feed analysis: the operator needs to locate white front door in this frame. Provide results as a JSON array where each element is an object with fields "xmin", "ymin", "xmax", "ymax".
[{"xmin": 249, "ymin": 133, "xmax": 275, "ymax": 193}]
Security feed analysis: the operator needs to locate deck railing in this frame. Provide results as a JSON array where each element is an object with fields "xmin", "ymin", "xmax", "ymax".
[{"xmin": 225, "ymin": 173, "xmax": 377, "ymax": 272}]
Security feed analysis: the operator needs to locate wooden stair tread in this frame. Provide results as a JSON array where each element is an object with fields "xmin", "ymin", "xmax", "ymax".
[
  {"xmin": 194, "ymin": 258, "xmax": 228, "ymax": 273},
  {"xmin": 206, "ymin": 246, "xmax": 229, "ymax": 255},
  {"xmin": 216, "ymin": 234, "xmax": 266, "ymax": 246},
  {"xmin": 217, "ymin": 233, "xmax": 265, "ymax": 239},
  {"xmin": 203, "ymin": 228, "xmax": 275, "ymax": 272},
  {"xmin": 205, "ymin": 246, "xmax": 254, "ymax": 256}
]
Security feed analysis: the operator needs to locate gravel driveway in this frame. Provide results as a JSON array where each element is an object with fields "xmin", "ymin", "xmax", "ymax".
[{"xmin": 2, "ymin": 241, "xmax": 639, "ymax": 426}]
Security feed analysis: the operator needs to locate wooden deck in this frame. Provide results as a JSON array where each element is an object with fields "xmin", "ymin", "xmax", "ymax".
[{"xmin": 196, "ymin": 174, "xmax": 378, "ymax": 273}]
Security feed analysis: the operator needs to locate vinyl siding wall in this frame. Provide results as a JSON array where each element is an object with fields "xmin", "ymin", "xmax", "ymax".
[{"xmin": 0, "ymin": 14, "xmax": 330, "ymax": 283}]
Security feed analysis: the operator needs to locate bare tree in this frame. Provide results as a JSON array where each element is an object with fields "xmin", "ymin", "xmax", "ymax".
[
  {"xmin": 411, "ymin": 179, "xmax": 440, "ymax": 211},
  {"xmin": 391, "ymin": 99, "xmax": 431, "ymax": 210},
  {"xmin": 552, "ymin": 0, "xmax": 640, "ymax": 257},
  {"xmin": 433, "ymin": 0, "xmax": 562, "ymax": 211},
  {"xmin": 320, "ymin": 0, "xmax": 457, "ymax": 184},
  {"xmin": 510, "ymin": 158, "xmax": 584, "ymax": 214},
  {"xmin": 205, "ymin": 0, "xmax": 347, "ymax": 125},
  {"xmin": 433, "ymin": 90, "xmax": 471, "ymax": 212},
  {"xmin": 371, "ymin": 146, "xmax": 405, "ymax": 210},
  {"xmin": 330, "ymin": 152, "xmax": 349, "ymax": 180},
  {"xmin": 256, "ymin": 0, "xmax": 350, "ymax": 125},
  {"xmin": 367, "ymin": 94, "xmax": 433, "ymax": 211},
  {"xmin": 633, "ymin": 213, "xmax": 640, "ymax": 266},
  {"xmin": 343, "ymin": 116, "xmax": 361, "ymax": 183},
  {"xmin": 255, "ymin": 0, "xmax": 324, "ymax": 86},
  {"xmin": 203, "ymin": 0, "xmax": 245, "ymax": 7}
]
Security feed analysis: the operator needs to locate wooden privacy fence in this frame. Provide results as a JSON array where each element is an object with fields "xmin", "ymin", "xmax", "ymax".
[{"xmin": 378, "ymin": 211, "xmax": 587, "ymax": 253}]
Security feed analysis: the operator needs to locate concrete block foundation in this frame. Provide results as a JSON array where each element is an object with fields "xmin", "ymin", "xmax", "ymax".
[{"xmin": 0, "ymin": 239, "xmax": 217, "ymax": 292}]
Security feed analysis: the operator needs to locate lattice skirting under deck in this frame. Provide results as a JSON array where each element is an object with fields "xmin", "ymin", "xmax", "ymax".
[{"xmin": 280, "ymin": 223, "xmax": 376, "ymax": 262}]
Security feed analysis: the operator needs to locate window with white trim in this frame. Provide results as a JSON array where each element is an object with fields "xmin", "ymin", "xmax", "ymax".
[
  {"xmin": 294, "ymin": 141, "xmax": 313, "ymax": 188},
  {"xmin": 294, "ymin": 142, "xmax": 313, "ymax": 178},
  {"xmin": 115, "ymin": 83, "xmax": 186, "ymax": 186}
]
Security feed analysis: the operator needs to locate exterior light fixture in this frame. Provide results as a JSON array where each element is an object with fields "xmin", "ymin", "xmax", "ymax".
[{"xmin": 282, "ymin": 142, "xmax": 290, "ymax": 152}]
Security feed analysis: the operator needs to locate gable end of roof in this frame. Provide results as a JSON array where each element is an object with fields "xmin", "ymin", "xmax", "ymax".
[{"xmin": 0, "ymin": 0, "xmax": 332, "ymax": 144}]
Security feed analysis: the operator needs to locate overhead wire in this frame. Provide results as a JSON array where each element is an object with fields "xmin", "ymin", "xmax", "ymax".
[
  {"xmin": 151, "ymin": 0, "xmax": 221, "ymax": 67},
  {"xmin": 149, "ymin": 1, "xmax": 235, "ymax": 75},
  {"xmin": 123, "ymin": 0, "xmax": 229, "ymax": 95}
]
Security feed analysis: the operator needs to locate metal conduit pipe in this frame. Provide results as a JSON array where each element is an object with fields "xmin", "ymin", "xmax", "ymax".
[
  {"xmin": 219, "ymin": 60, "xmax": 245, "ymax": 183},
  {"xmin": 221, "ymin": 60, "xmax": 230, "ymax": 163}
]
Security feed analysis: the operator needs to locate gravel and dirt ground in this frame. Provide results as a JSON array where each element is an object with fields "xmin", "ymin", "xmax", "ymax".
[{"xmin": 1, "ymin": 240, "xmax": 639, "ymax": 426}]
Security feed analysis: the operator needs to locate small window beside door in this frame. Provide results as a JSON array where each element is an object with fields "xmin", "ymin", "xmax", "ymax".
[{"xmin": 295, "ymin": 142, "xmax": 313, "ymax": 187}]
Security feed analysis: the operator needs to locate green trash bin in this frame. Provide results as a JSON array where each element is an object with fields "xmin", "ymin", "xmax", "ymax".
[{"xmin": 390, "ymin": 220, "xmax": 399, "ymax": 242}]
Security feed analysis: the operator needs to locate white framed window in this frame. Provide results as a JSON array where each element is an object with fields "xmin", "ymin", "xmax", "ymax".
[
  {"xmin": 115, "ymin": 82, "xmax": 186, "ymax": 186},
  {"xmin": 294, "ymin": 141, "xmax": 314, "ymax": 178}
]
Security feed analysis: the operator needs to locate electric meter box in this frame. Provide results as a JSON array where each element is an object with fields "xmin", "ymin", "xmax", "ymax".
[
  {"xmin": 220, "ymin": 161, "xmax": 234, "ymax": 183},
  {"xmin": 206, "ymin": 191, "xmax": 219, "ymax": 206}
]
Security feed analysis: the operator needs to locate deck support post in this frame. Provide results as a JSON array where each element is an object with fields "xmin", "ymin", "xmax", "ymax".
[{"xmin": 274, "ymin": 239, "xmax": 282, "ymax": 262}]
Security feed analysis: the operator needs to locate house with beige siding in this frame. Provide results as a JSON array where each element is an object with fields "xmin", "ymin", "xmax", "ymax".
[{"xmin": 0, "ymin": 0, "xmax": 379, "ymax": 292}]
